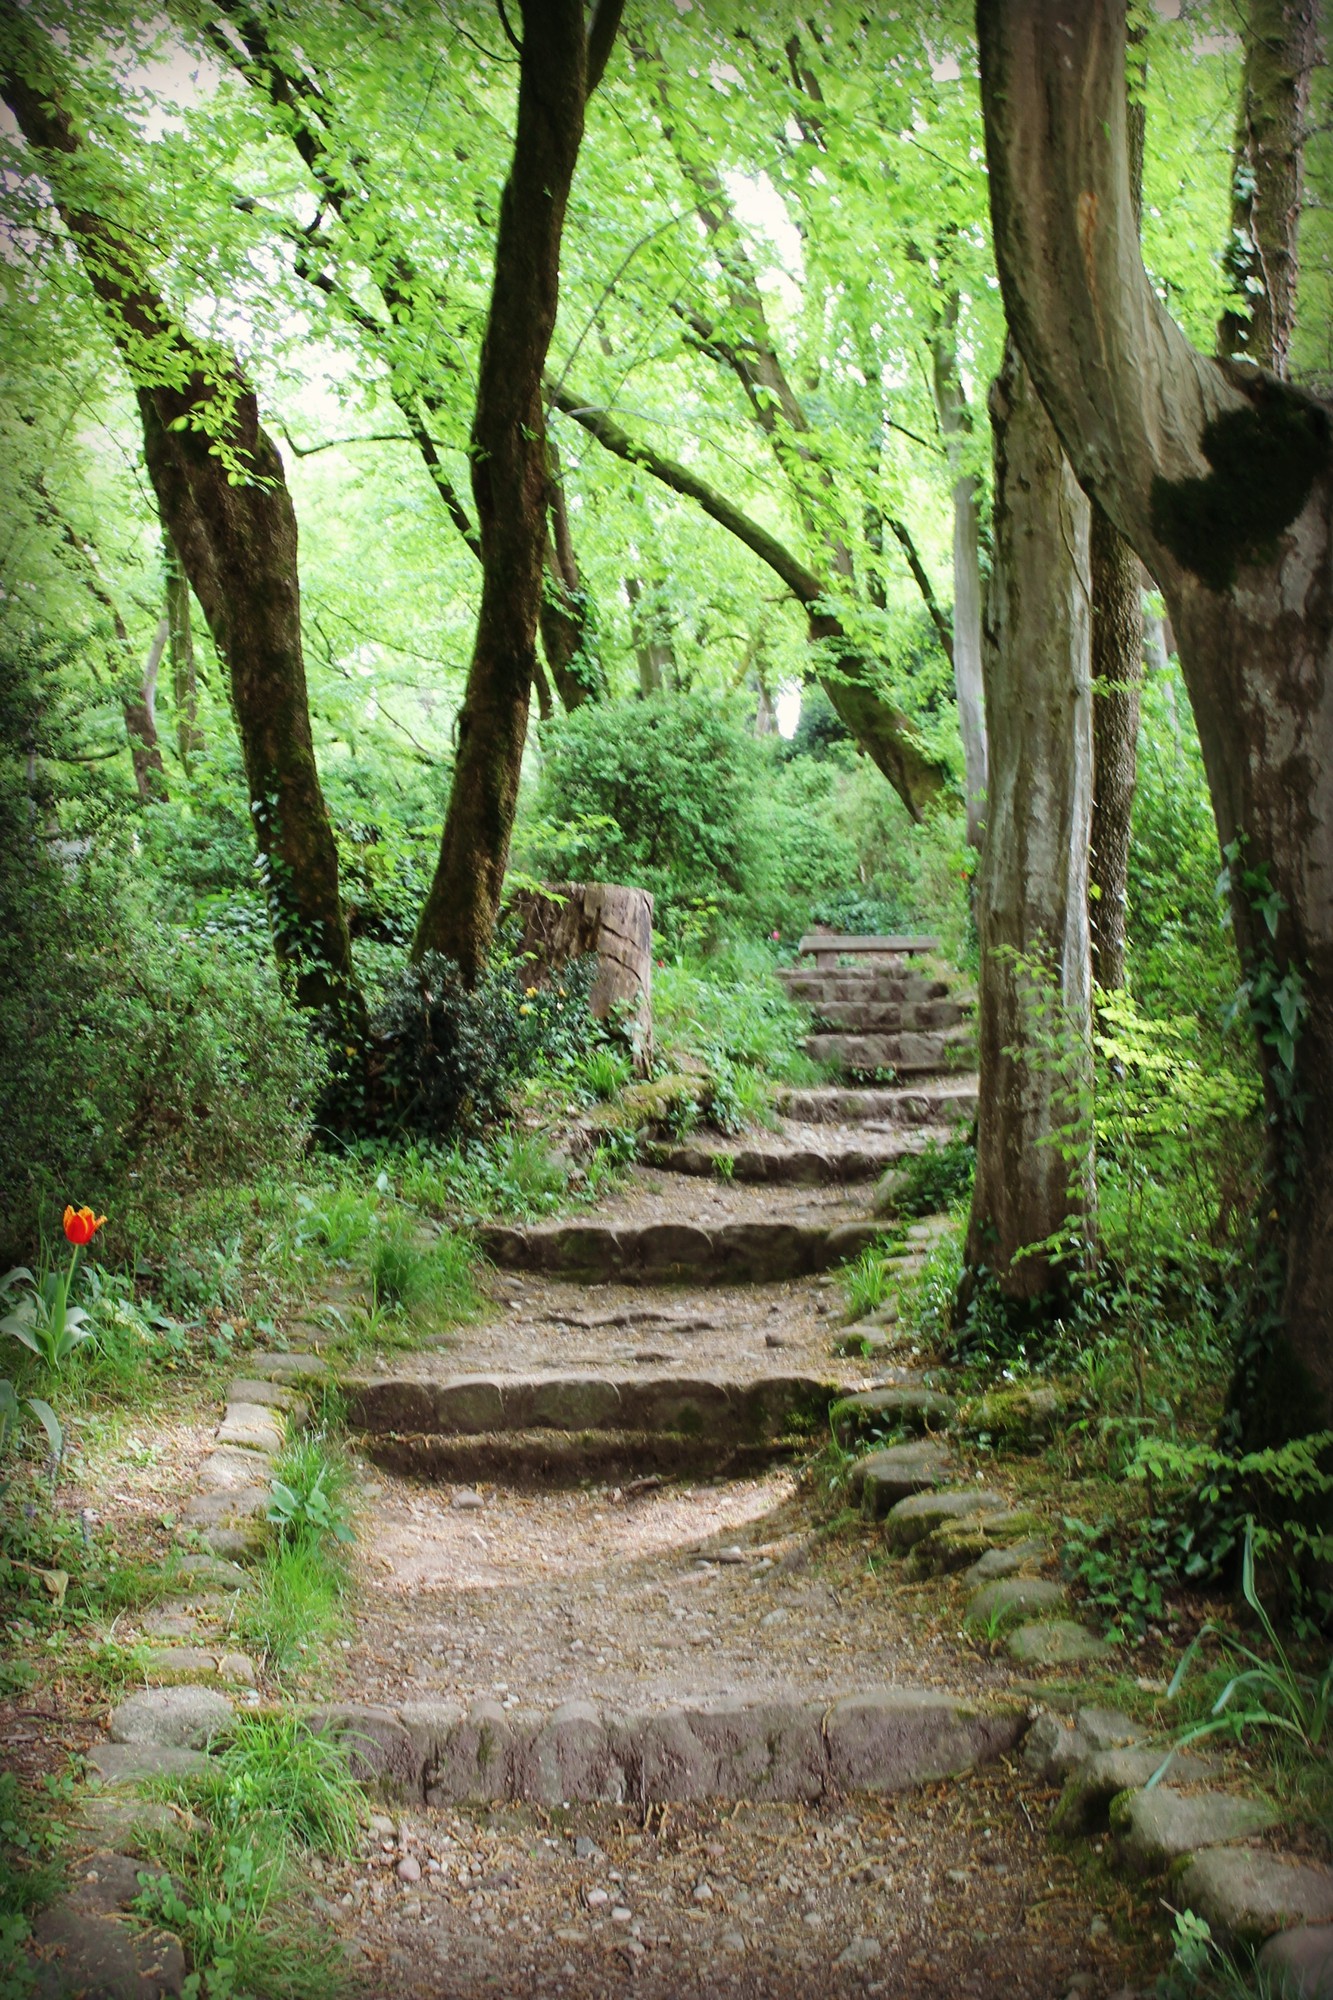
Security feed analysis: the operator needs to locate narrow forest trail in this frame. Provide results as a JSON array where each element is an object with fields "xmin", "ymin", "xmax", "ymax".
[{"xmin": 305, "ymin": 946, "xmax": 1154, "ymax": 1998}]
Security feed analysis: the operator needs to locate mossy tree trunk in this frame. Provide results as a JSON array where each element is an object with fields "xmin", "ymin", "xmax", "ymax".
[
  {"xmin": 1087, "ymin": 506, "xmax": 1144, "ymax": 991},
  {"xmin": 412, "ymin": 0, "xmax": 623, "ymax": 982},
  {"xmin": 963, "ymin": 341, "xmax": 1096, "ymax": 1307},
  {"xmin": 978, "ymin": 0, "xmax": 1333, "ymax": 1438},
  {"xmin": 1, "ymin": 25, "xmax": 364, "ymax": 1033}
]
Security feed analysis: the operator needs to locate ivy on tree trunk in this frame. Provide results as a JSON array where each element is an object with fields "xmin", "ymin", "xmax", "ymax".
[{"xmin": 977, "ymin": 0, "xmax": 1333, "ymax": 1440}]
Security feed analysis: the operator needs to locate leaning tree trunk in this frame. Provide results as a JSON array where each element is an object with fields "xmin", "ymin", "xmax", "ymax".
[
  {"xmin": 413, "ymin": 0, "xmax": 604, "ymax": 982},
  {"xmin": 1, "ymin": 29, "xmax": 363, "ymax": 1033},
  {"xmin": 963, "ymin": 341, "xmax": 1096, "ymax": 1307},
  {"xmin": 976, "ymin": 0, "xmax": 1333, "ymax": 1439},
  {"xmin": 1088, "ymin": 504, "xmax": 1144, "ymax": 991}
]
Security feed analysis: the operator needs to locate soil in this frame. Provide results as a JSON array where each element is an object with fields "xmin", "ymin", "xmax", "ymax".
[{"xmin": 325, "ymin": 1775, "xmax": 1158, "ymax": 1999}]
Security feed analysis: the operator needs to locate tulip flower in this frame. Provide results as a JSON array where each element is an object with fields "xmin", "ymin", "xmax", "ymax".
[{"xmin": 62, "ymin": 1206, "xmax": 107, "ymax": 1248}]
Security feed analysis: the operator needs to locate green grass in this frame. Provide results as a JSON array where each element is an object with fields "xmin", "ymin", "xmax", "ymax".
[
  {"xmin": 236, "ymin": 1538, "xmax": 349, "ymax": 1684},
  {"xmin": 579, "ymin": 1047, "xmax": 633, "ymax": 1101},
  {"xmin": 139, "ymin": 1714, "xmax": 362, "ymax": 1999},
  {"xmin": 389, "ymin": 1128, "xmax": 571, "ymax": 1222},
  {"xmin": 233, "ymin": 1437, "xmax": 357, "ymax": 1683},
  {"xmin": 840, "ymin": 1235, "xmax": 911, "ymax": 1321},
  {"xmin": 367, "ymin": 1221, "xmax": 481, "ymax": 1324}
]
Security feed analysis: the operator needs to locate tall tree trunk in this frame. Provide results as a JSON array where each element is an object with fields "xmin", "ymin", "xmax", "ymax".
[
  {"xmin": 976, "ymin": 0, "xmax": 1333, "ymax": 1439},
  {"xmin": 951, "ymin": 474, "xmax": 988, "ymax": 848},
  {"xmin": 413, "ymin": 0, "xmax": 616, "ymax": 981},
  {"xmin": 931, "ymin": 308, "xmax": 988, "ymax": 848},
  {"xmin": 625, "ymin": 574, "xmax": 673, "ymax": 696},
  {"xmin": 123, "ymin": 616, "xmax": 170, "ymax": 804},
  {"xmin": 1088, "ymin": 506, "xmax": 1143, "ymax": 990},
  {"xmin": 1, "ymin": 27, "xmax": 363, "ymax": 1030},
  {"xmin": 538, "ymin": 432, "xmax": 605, "ymax": 708},
  {"xmin": 1087, "ymin": 64, "xmax": 1146, "ymax": 992},
  {"xmin": 964, "ymin": 342, "xmax": 1096, "ymax": 1305},
  {"xmin": 164, "ymin": 532, "xmax": 204, "ymax": 765},
  {"xmin": 204, "ymin": 1, "xmax": 602, "ymax": 725},
  {"xmin": 1217, "ymin": 0, "xmax": 1318, "ymax": 376}
]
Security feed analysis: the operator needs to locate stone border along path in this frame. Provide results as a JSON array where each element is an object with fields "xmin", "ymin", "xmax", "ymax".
[{"xmin": 32, "ymin": 942, "xmax": 1333, "ymax": 1996}]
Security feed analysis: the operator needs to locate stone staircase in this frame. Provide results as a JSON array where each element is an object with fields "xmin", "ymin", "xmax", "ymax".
[
  {"xmin": 778, "ymin": 932, "xmax": 977, "ymax": 1080},
  {"xmin": 59, "ymin": 938, "xmax": 1333, "ymax": 1995}
]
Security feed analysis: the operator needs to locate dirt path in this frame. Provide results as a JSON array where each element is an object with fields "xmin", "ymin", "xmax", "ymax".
[{"xmin": 325, "ymin": 1085, "xmax": 1162, "ymax": 1998}]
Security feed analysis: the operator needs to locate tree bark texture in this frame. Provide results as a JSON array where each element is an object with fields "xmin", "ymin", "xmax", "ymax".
[
  {"xmin": 511, "ymin": 882, "xmax": 654, "ymax": 1070},
  {"xmin": 931, "ymin": 313, "xmax": 988, "ymax": 848},
  {"xmin": 977, "ymin": 0, "xmax": 1333, "ymax": 1433},
  {"xmin": 1, "ymin": 31, "xmax": 362, "ymax": 1028},
  {"xmin": 412, "ymin": 0, "xmax": 592, "ymax": 981},
  {"xmin": 1088, "ymin": 503, "xmax": 1144, "ymax": 990},
  {"xmin": 1217, "ymin": 0, "xmax": 1318, "ymax": 377},
  {"xmin": 965, "ymin": 343, "xmax": 1096, "ymax": 1303}
]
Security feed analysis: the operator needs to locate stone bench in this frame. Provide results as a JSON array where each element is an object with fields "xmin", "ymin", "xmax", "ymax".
[{"xmin": 798, "ymin": 932, "xmax": 939, "ymax": 970}]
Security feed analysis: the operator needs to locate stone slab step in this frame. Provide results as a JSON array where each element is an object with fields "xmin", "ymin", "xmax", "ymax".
[
  {"xmin": 477, "ymin": 1217, "xmax": 886, "ymax": 1284},
  {"xmin": 305, "ymin": 1688, "xmax": 1024, "ymax": 1806},
  {"xmin": 362, "ymin": 1427, "xmax": 819, "ymax": 1481},
  {"xmin": 779, "ymin": 970, "xmax": 951, "ymax": 1004},
  {"xmin": 348, "ymin": 1368, "xmax": 847, "ymax": 1446},
  {"xmin": 640, "ymin": 1132, "xmax": 948, "ymax": 1184},
  {"xmin": 804, "ymin": 1028, "xmax": 976, "ymax": 1075},
  {"xmin": 810, "ymin": 998, "xmax": 972, "ymax": 1034},
  {"xmin": 775, "ymin": 1083, "xmax": 977, "ymax": 1126}
]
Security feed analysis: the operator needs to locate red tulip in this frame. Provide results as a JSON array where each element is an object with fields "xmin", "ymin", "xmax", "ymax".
[{"xmin": 63, "ymin": 1205, "xmax": 107, "ymax": 1247}]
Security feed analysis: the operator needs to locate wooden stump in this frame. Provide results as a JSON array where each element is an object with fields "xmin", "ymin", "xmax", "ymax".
[{"xmin": 511, "ymin": 882, "xmax": 654, "ymax": 1070}]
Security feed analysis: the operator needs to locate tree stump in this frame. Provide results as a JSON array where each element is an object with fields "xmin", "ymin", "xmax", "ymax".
[{"xmin": 511, "ymin": 883, "xmax": 654, "ymax": 1070}]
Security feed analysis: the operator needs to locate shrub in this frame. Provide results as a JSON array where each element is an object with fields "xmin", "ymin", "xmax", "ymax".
[
  {"xmin": 0, "ymin": 787, "xmax": 321, "ymax": 1264},
  {"xmin": 372, "ymin": 937, "xmax": 597, "ymax": 1138}
]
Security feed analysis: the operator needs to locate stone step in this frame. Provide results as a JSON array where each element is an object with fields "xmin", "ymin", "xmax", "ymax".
[
  {"xmin": 810, "ymin": 998, "xmax": 973, "ymax": 1034},
  {"xmin": 640, "ymin": 1129, "xmax": 952, "ymax": 1184},
  {"xmin": 305, "ymin": 1688, "xmax": 1025, "ymax": 1807},
  {"xmin": 477, "ymin": 1216, "xmax": 886, "ymax": 1284},
  {"xmin": 778, "ymin": 969, "xmax": 951, "ymax": 1004},
  {"xmin": 347, "ymin": 1367, "xmax": 847, "ymax": 1452},
  {"xmin": 775, "ymin": 1082, "xmax": 978, "ymax": 1126},
  {"xmin": 358, "ymin": 1425, "xmax": 821, "ymax": 1481},
  {"xmin": 803, "ymin": 1028, "xmax": 976, "ymax": 1075}
]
